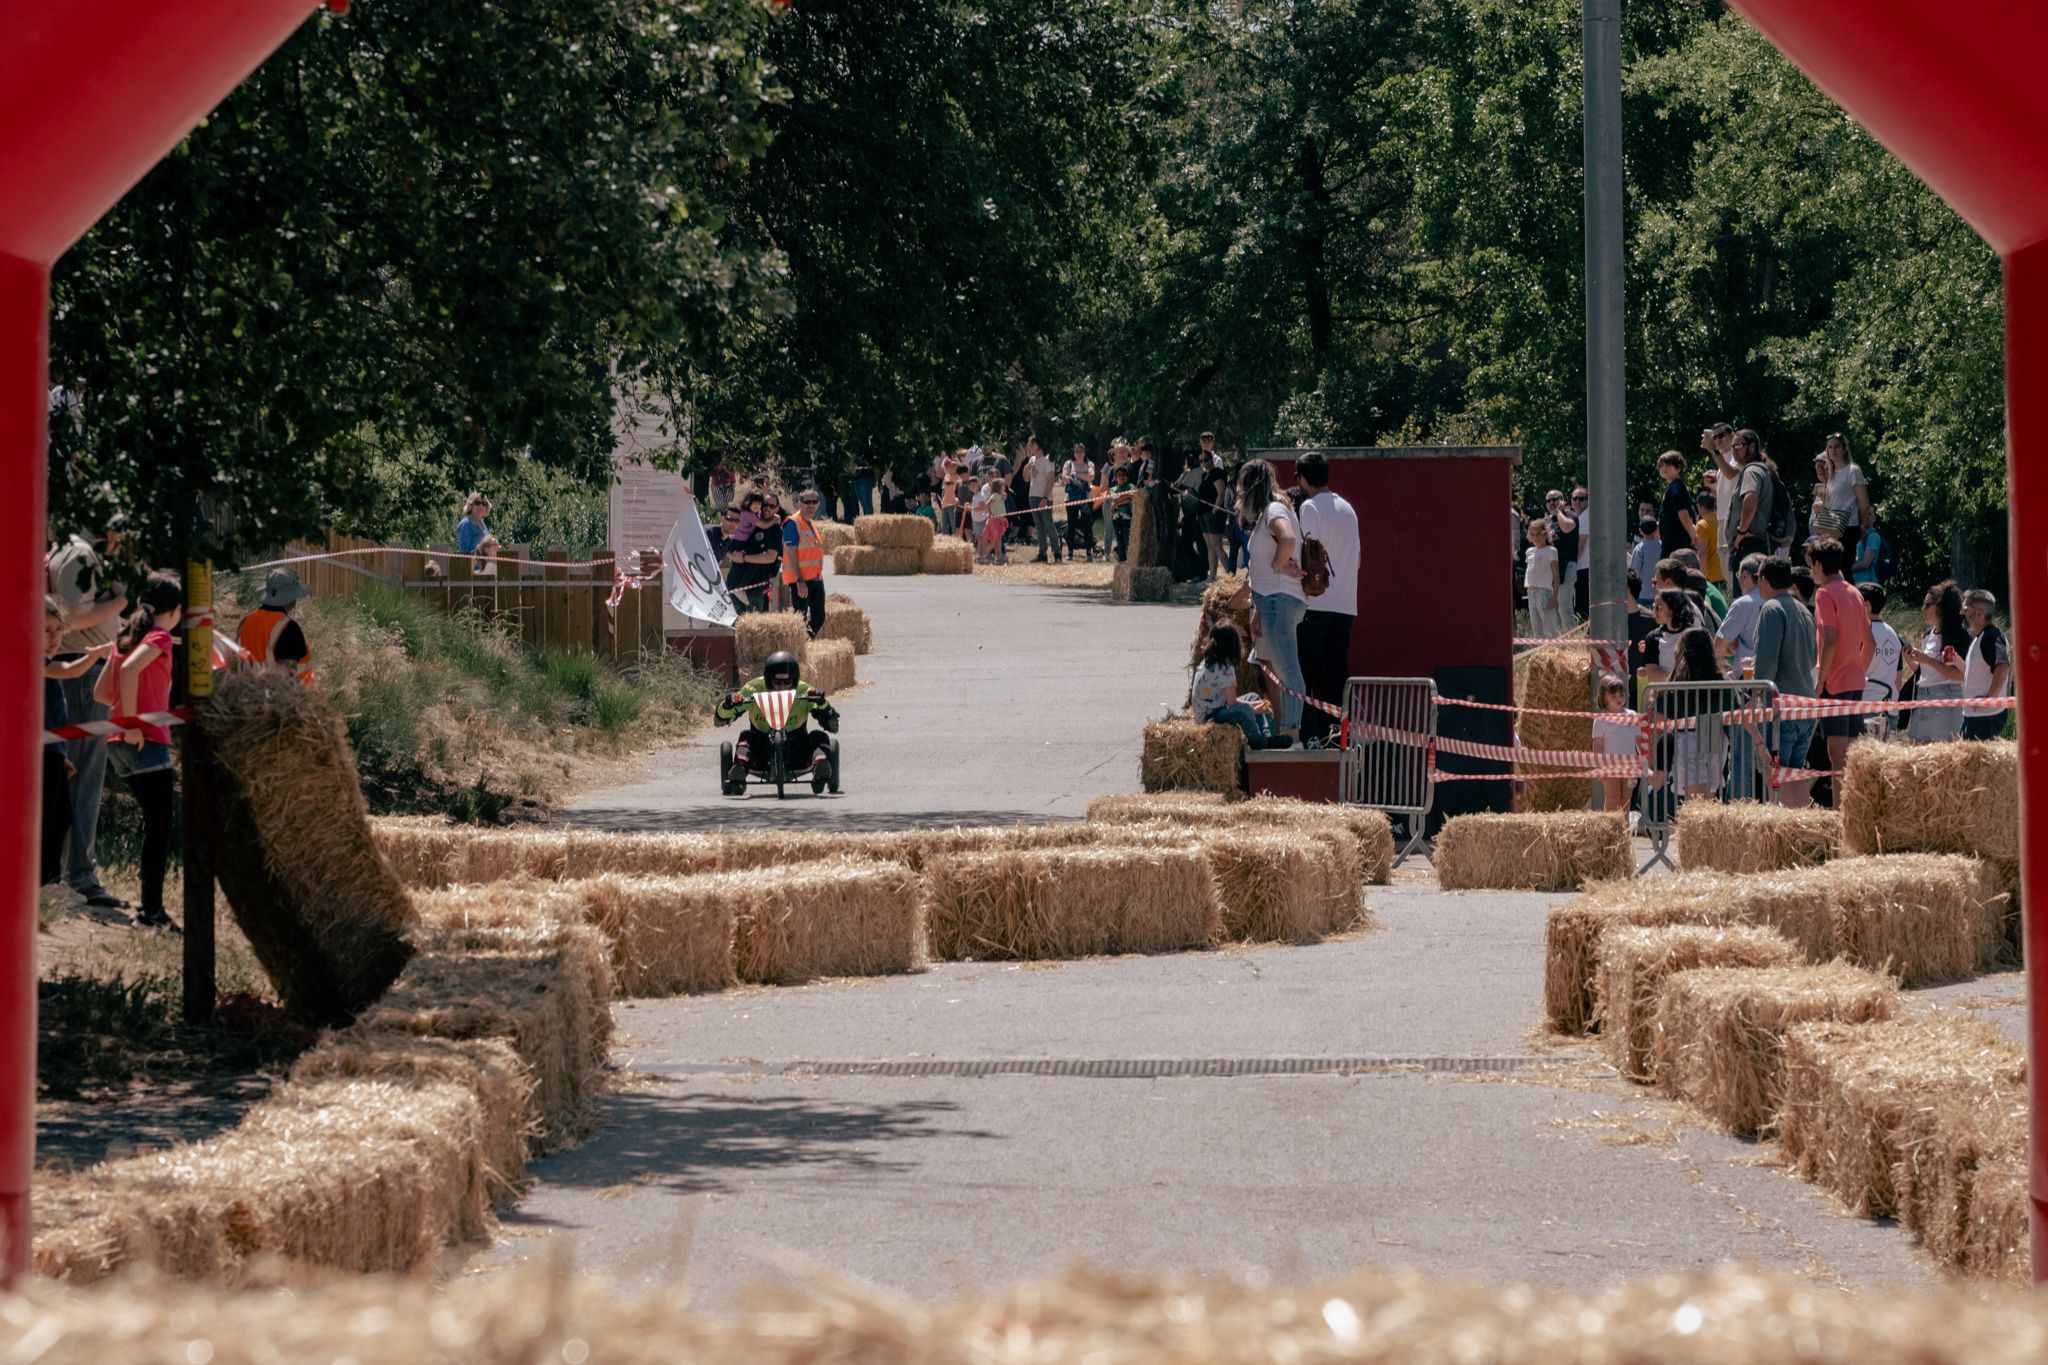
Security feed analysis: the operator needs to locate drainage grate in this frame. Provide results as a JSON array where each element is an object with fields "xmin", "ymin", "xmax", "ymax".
[{"xmin": 643, "ymin": 1056, "xmax": 1546, "ymax": 1080}]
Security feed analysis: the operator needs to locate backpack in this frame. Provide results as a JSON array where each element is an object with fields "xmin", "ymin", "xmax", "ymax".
[
  {"xmin": 1765, "ymin": 466, "xmax": 1795, "ymax": 544},
  {"xmin": 1871, "ymin": 530, "xmax": 1898, "ymax": 582}
]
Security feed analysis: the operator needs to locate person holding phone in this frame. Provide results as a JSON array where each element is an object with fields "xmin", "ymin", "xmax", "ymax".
[{"xmin": 1900, "ymin": 579, "xmax": 1970, "ymax": 743}]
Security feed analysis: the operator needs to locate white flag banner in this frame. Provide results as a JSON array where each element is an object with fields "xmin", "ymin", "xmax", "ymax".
[{"xmin": 664, "ymin": 500, "xmax": 739, "ymax": 628}]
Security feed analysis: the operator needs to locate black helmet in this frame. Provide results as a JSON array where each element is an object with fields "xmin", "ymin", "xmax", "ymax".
[{"xmin": 762, "ymin": 651, "xmax": 801, "ymax": 689}]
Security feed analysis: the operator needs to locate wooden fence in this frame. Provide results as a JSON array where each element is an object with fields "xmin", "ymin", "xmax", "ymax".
[{"xmin": 283, "ymin": 532, "xmax": 667, "ymax": 663}]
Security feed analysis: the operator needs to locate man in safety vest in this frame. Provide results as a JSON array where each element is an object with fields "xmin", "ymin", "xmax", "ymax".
[
  {"xmin": 782, "ymin": 487, "xmax": 828, "ymax": 636},
  {"xmin": 238, "ymin": 567, "xmax": 314, "ymax": 685}
]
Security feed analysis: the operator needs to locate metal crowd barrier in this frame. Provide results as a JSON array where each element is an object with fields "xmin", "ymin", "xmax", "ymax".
[
  {"xmin": 1339, "ymin": 676, "xmax": 1436, "ymax": 865},
  {"xmin": 1634, "ymin": 678, "xmax": 1782, "ymax": 873}
]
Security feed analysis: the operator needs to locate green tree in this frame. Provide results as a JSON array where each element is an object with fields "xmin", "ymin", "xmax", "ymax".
[{"xmin": 48, "ymin": 0, "xmax": 786, "ymax": 563}]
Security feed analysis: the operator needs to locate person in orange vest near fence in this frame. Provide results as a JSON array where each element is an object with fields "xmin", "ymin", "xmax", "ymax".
[
  {"xmin": 782, "ymin": 488, "xmax": 828, "ymax": 637},
  {"xmin": 238, "ymin": 567, "xmax": 314, "ymax": 684}
]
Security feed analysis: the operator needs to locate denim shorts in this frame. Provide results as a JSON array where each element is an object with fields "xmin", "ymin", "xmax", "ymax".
[
  {"xmin": 1771, "ymin": 718, "xmax": 1816, "ymax": 768},
  {"xmin": 108, "ymin": 738, "xmax": 173, "ymax": 778}
]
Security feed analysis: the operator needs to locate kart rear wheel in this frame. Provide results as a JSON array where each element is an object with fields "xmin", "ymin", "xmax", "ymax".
[
  {"xmin": 720, "ymin": 742, "xmax": 737, "ymax": 796},
  {"xmin": 827, "ymin": 737, "xmax": 841, "ymax": 794}
]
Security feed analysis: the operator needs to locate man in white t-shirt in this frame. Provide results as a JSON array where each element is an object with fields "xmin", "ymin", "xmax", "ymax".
[
  {"xmin": 1293, "ymin": 451, "xmax": 1360, "ymax": 748},
  {"xmin": 1713, "ymin": 552, "xmax": 1764, "ymax": 672},
  {"xmin": 1701, "ymin": 422, "xmax": 1738, "ymax": 589},
  {"xmin": 1021, "ymin": 435, "xmax": 1062, "ymax": 564}
]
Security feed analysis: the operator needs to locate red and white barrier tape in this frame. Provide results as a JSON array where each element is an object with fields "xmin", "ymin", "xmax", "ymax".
[
  {"xmin": 43, "ymin": 708, "xmax": 195, "ymax": 746},
  {"xmin": 1251, "ymin": 659, "xmax": 1351, "ymax": 747}
]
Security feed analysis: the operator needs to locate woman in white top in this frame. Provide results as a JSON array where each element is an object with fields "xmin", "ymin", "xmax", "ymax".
[
  {"xmin": 1813, "ymin": 432, "xmax": 1873, "ymax": 546},
  {"xmin": 1236, "ymin": 459, "xmax": 1307, "ymax": 747},
  {"xmin": 1900, "ymin": 579, "xmax": 1969, "ymax": 743}
]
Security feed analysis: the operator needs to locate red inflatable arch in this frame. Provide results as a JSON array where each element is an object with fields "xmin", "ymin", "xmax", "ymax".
[{"xmin": 0, "ymin": 0, "xmax": 2043, "ymax": 1285}]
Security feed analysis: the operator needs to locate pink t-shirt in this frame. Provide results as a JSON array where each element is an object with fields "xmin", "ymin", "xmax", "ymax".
[
  {"xmin": 113, "ymin": 627, "xmax": 177, "ymax": 743},
  {"xmin": 1814, "ymin": 579, "xmax": 1871, "ymax": 696}
]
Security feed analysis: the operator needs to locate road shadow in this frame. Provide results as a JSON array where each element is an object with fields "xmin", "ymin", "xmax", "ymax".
[
  {"xmin": 505, "ymin": 1089, "xmax": 1002, "ymax": 1209},
  {"xmin": 558, "ymin": 806, "xmax": 1081, "ymax": 833},
  {"xmin": 37, "ymin": 1073, "xmax": 276, "ymax": 1173}
]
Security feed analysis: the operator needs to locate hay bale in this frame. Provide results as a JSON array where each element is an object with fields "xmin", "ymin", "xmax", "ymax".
[
  {"xmin": 1433, "ymin": 812, "xmax": 1628, "ymax": 891},
  {"xmin": 852, "ymin": 513, "xmax": 936, "ymax": 550},
  {"xmin": 1897, "ymin": 1083, "xmax": 2029, "ymax": 1276},
  {"xmin": 1993, "ymin": 857, "xmax": 2022, "ymax": 962},
  {"xmin": 1838, "ymin": 738, "xmax": 2018, "ymax": 860},
  {"xmin": 1515, "ymin": 644, "xmax": 1594, "ymax": 812},
  {"xmin": 369, "ymin": 817, "xmax": 471, "ymax": 890},
  {"xmin": 1087, "ymin": 791, "xmax": 1233, "ymax": 821},
  {"xmin": 819, "ymin": 596, "xmax": 873, "ymax": 654},
  {"xmin": 1676, "ymin": 802, "xmax": 1841, "ymax": 874},
  {"xmin": 1198, "ymin": 829, "xmax": 1325, "ymax": 943},
  {"xmin": 369, "ymin": 888, "xmax": 613, "ymax": 1146},
  {"xmin": 1110, "ymin": 562, "xmax": 1172, "ymax": 602},
  {"xmin": 1140, "ymin": 717, "xmax": 1245, "ymax": 795},
  {"xmin": 1542, "ymin": 854, "xmax": 2001, "ymax": 1035},
  {"xmin": 1958, "ymin": 1158, "xmax": 2032, "ymax": 1285},
  {"xmin": 833, "ymin": 545, "xmax": 922, "ymax": 576},
  {"xmin": 1649, "ymin": 962, "xmax": 1895, "ymax": 1135},
  {"xmin": 460, "ymin": 830, "xmax": 572, "ymax": 885},
  {"xmin": 816, "ymin": 519, "xmax": 859, "ymax": 552},
  {"xmin": 1594, "ymin": 925, "xmax": 1799, "ymax": 1081},
  {"xmin": 920, "ymin": 540, "xmax": 976, "ymax": 574},
  {"xmin": 927, "ymin": 846, "xmax": 1220, "ymax": 960},
  {"xmin": 1096, "ymin": 792, "xmax": 1393, "ymax": 889},
  {"xmin": 561, "ymin": 830, "xmax": 724, "ymax": 882},
  {"xmin": 560, "ymin": 874, "xmax": 739, "ymax": 997},
  {"xmin": 192, "ymin": 669, "xmax": 416, "ymax": 1027},
  {"xmin": 696, "ymin": 857, "xmax": 925, "ymax": 983},
  {"xmin": 735, "ymin": 611, "xmax": 810, "ymax": 672},
  {"xmin": 1774, "ymin": 1014, "xmax": 2023, "ymax": 1219},
  {"xmin": 808, "ymin": 637, "xmax": 857, "ymax": 695}
]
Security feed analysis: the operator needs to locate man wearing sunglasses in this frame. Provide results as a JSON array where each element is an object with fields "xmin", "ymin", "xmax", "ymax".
[{"xmin": 782, "ymin": 490, "xmax": 829, "ymax": 637}]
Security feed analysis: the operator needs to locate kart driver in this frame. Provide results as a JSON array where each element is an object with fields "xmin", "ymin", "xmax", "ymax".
[{"xmin": 715, "ymin": 650, "xmax": 839, "ymax": 793}]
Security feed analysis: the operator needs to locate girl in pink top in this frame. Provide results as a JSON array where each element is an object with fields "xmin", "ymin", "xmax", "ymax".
[{"xmin": 93, "ymin": 569, "xmax": 183, "ymax": 931}]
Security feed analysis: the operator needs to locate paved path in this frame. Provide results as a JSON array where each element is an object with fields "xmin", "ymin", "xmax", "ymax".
[
  {"xmin": 502, "ymin": 571, "xmax": 1946, "ymax": 1301},
  {"xmin": 567, "ymin": 571, "xmax": 1195, "ymax": 831}
]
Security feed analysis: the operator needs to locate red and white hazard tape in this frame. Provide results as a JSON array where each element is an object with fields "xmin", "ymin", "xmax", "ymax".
[
  {"xmin": 1252, "ymin": 659, "xmax": 1351, "ymax": 747},
  {"xmin": 43, "ymin": 708, "xmax": 194, "ymax": 747}
]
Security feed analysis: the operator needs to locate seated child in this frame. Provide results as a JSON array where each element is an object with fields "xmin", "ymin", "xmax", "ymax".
[{"xmin": 1192, "ymin": 623, "xmax": 1274, "ymax": 747}]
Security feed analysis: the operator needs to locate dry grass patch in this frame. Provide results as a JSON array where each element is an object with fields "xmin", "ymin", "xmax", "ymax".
[
  {"xmin": 1838, "ymin": 738, "xmax": 2017, "ymax": 860},
  {"xmin": 1649, "ymin": 962, "xmax": 1895, "ymax": 1135},
  {"xmin": 1434, "ymin": 812, "xmax": 1628, "ymax": 891},
  {"xmin": 1595, "ymin": 925, "xmax": 1798, "ymax": 1081},
  {"xmin": 1676, "ymin": 801, "xmax": 1841, "ymax": 873},
  {"xmin": 1774, "ymin": 1014, "xmax": 2023, "ymax": 1220},
  {"xmin": 1140, "ymin": 717, "xmax": 1244, "ymax": 795},
  {"xmin": 928, "ymin": 846, "xmax": 1219, "ymax": 960}
]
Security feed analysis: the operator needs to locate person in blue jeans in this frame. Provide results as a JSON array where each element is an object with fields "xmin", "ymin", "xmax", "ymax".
[
  {"xmin": 1236, "ymin": 458, "xmax": 1308, "ymax": 747},
  {"xmin": 1192, "ymin": 624, "xmax": 1274, "ymax": 747}
]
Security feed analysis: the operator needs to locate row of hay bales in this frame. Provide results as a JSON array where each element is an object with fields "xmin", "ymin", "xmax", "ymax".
[
  {"xmin": 370, "ymin": 794, "xmax": 1393, "ymax": 984},
  {"xmin": 21, "ymin": 1262, "xmax": 2048, "ymax": 1365},
  {"xmin": 1584, "ymin": 917, "xmax": 2029, "ymax": 1280},
  {"xmin": 832, "ymin": 513, "xmax": 976, "ymax": 575},
  {"xmin": 734, "ymin": 610, "xmax": 860, "ymax": 693},
  {"xmin": 34, "ymin": 869, "xmax": 613, "ymax": 1285}
]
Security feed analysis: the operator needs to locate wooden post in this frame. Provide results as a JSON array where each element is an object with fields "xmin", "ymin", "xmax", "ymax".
[
  {"xmin": 516, "ymin": 548, "xmax": 541, "ymax": 648},
  {"xmin": 450, "ymin": 545, "xmax": 475, "ymax": 622},
  {"xmin": 640, "ymin": 581, "xmax": 665, "ymax": 658},
  {"xmin": 545, "ymin": 547, "xmax": 572, "ymax": 652},
  {"xmin": 181, "ymin": 558, "xmax": 216, "ymax": 1026}
]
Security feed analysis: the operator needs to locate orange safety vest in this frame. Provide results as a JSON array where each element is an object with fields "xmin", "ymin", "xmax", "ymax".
[
  {"xmin": 238, "ymin": 608, "xmax": 315, "ymax": 685},
  {"xmin": 781, "ymin": 513, "xmax": 825, "ymax": 585}
]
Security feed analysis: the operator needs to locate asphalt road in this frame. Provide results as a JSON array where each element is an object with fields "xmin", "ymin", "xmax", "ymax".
[{"xmin": 501, "ymin": 569, "xmax": 1946, "ymax": 1302}]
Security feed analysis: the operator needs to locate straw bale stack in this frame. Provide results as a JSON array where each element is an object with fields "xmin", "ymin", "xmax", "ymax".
[
  {"xmin": 920, "ymin": 539, "xmax": 976, "ymax": 574},
  {"xmin": 927, "ymin": 846, "xmax": 1220, "ymax": 960},
  {"xmin": 370, "ymin": 816, "xmax": 472, "ymax": 890},
  {"xmin": 1774, "ymin": 1014, "xmax": 2023, "ymax": 1220},
  {"xmin": 556, "ymin": 874, "xmax": 739, "ymax": 997},
  {"xmin": 1514, "ymin": 644, "xmax": 1594, "ymax": 813},
  {"xmin": 1199, "ymin": 829, "xmax": 1327, "ymax": 943},
  {"xmin": 458, "ymin": 830, "xmax": 572, "ymax": 885},
  {"xmin": 30, "ymin": 1257, "xmax": 2048, "ymax": 1362},
  {"xmin": 561, "ymin": 830, "xmax": 724, "ymax": 882},
  {"xmin": 820, "ymin": 593, "xmax": 873, "ymax": 653},
  {"xmin": 833, "ymin": 545, "xmax": 922, "ymax": 576},
  {"xmin": 1140, "ymin": 717, "xmax": 1245, "ymax": 795},
  {"xmin": 1189, "ymin": 573, "xmax": 1259, "ymax": 697},
  {"xmin": 192, "ymin": 669, "xmax": 417, "ymax": 1027},
  {"xmin": 736, "ymin": 611, "xmax": 810, "ymax": 673},
  {"xmin": 1544, "ymin": 854, "xmax": 2003, "ymax": 1034},
  {"xmin": 1092, "ymin": 791, "xmax": 1393, "ymax": 888},
  {"xmin": 1594, "ymin": 925, "xmax": 1799, "ymax": 1081},
  {"xmin": 1127, "ymin": 482, "xmax": 1161, "ymax": 566},
  {"xmin": 853, "ymin": 513, "xmax": 936, "ymax": 550},
  {"xmin": 1648, "ymin": 962, "xmax": 1895, "ymax": 1135},
  {"xmin": 370, "ymin": 889, "xmax": 613, "ymax": 1146},
  {"xmin": 1956, "ymin": 1158, "xmax": 2031, "ymax": 1284},
  {"xmin": 808, "ymin": 637, "xmax": 857, "ymax": 695},
  {"xmin": 1088, "ymin": 791, "xmax": 1233, "ymax": 821},
  {"xmin": 1676, "ymin": 802, "xmax": 1841, "ymax": 874},
  {"xmin": 1110, "ymin": 562, "xmax": 1172, "ymax": 601},
  {"xmin": 816, "ymin": 519, "xmax": 859, "ymax": 553},
  {"xmin": 1894, "ymin": 1073, "xmax": 2028, "ymax": 1277},
  {"xmin": 1838, "ymin": 738, "xmax": 2018, "ymax": 860},
  {"xmin": 1433, "ymin": 811, "xmax": 1628, "ymax": 891},
  {"xmin": 1993, "ymin": 857, "xmax": 2022, "ymax": 961},
  {"xmin": 699, "ymin": 857, "xmax": 926, "ymax": 982}
]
